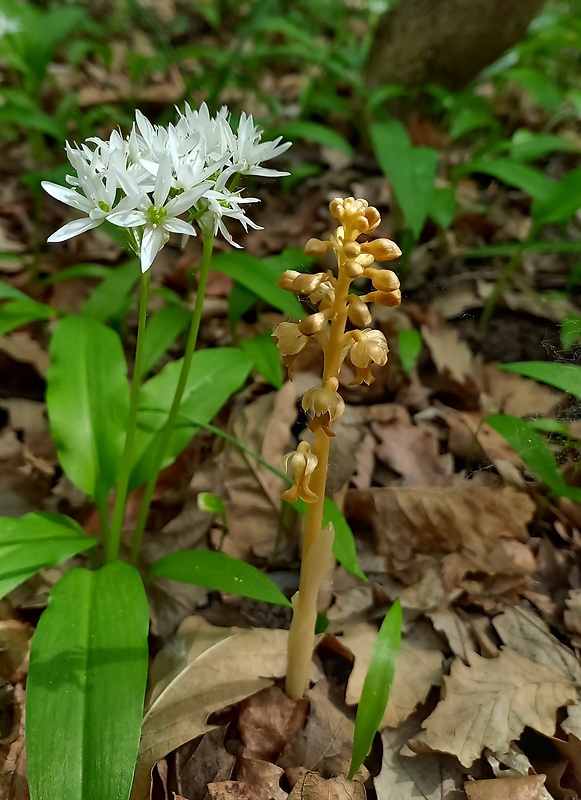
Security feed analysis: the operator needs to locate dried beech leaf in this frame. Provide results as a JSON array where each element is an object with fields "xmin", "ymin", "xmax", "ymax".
[
  {"xmin": 342, "ymin": 622, "xmax": 444, "ymax": 728},
  {"xmin": 464, "ymin": 775, "xmax": 547, "ymax": 800},
  {"xmin": 420, "ymin": 649, "xmax": 577, "ymax": 767},
  {"xmin": 132, "ymin": 626, "xmax": 288, "ymax": 800},
  {"xmin": 288, "ymin": 772, "xmax": 365, "ymax": 800}
]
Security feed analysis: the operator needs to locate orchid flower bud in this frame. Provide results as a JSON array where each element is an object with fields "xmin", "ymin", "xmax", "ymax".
[
  {"xmin": 282, "ymin": 441, "xmax": 319, "ymax": 504},
  {"xmin": 360, "ymin": 238, "xmax": 402, "ymax": 262},
  {"xmin": 363, "ymin": 267, "xmax": 400, "ymax": 292}
]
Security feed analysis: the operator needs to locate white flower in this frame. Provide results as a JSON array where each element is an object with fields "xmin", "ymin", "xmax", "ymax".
[
  {"xmin": 0, "ymin": 12, "xmax": 20, "ymax": 37},
  {"xmin": 107, "ymin": 158, "xmax": 208, "ymax": 272},
  {"xmin": 196, "ymin": 171, "xmax": 261, "ymax": 248},
  {"xmin": 227, "ymin": 112, "xmax": 291, "ymax": 178}
]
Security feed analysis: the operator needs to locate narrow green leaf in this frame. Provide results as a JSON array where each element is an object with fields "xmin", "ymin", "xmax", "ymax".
[
  {"xmin": 509, "ymin": 130, "xmax": 579, "ymax": 162},
  {"xmin": 323, "ymin": 497, "xmax": 365, "ymax": 580},
  {"xmin": 349, "ymin": 600, "xmax": 402, "ymax": 779},
  {"xmin": 429, "ymin": 186, "xmax": 457, "ymax": 230},
  {"xmin": 27, "ymin": 561, "xmax": 149, "ymax": 800},
  {"xmin": 130, "ymin": 348, "xmax": 253, "ymax": 489},
  {"xmin": 397, "ymin": 329, "xmax": 423, "ymax": 374},
  {"xmin": 500, "ymin": 361, "xmax": 581, "ymax": 400},
  {"xmin": 0, "ymin": 299, "xmax": 53, "ymax": 335},
  {"xmin": 371, "ymin": 120, "xmax": 438, "ymax": 239},
  {"xmin": 0, "ymin": 512, "xmax": 97, "ymax": 599},
  {"xmin": 42, "ymin": 264, "xmax": 110, "ymax": 284},
  {"xmin": 82, "ymin": 260, "xmax": 139, "ymax": 324},
  {"xmin": 269, "ymin": 121, "xmax": 354, "ymax": 157},
  {"xmin": 0, "ymin": 281, "xmax": 35, "ymax": 302},
  {"xmin": 211, "ymin": 252, "xmax": 305, "ymax": 318},
  {"xmin": 141, "ymin": 305, "xmax": 191, "ymax": 374},
  {"xmin": 150, "ymin": 549, "xmax": 291, "ymax": 607},
  {"xmin": 453, "ymin": 159, "xmax": 551, "ymax": 200},
  {"xmin": 46, "ymin": 316, "xmax": 130, "ymax": 498},
  {"xmin": 228, "ymin": 282, "xmax": 257, "ymax": 326},
  {"xmin": 532, "ymin": 169, "xmax": 581, "ymax": 225},
  {"xmin": 486, "ymin": 414, "xmax": 581, "ymax": 502},
  {"xmin": 241, "ymin": 331, "xmax": 283, "ymax": 389},
  {"xmin": 561, "ymin": 315, "xmax": 581, "ymax": 351},
  {"xmin": 464, "ymin": 240, "xmax": 581, "ymax": 258}
]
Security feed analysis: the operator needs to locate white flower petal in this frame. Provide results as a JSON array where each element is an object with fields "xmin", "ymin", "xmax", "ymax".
[
  {"xmin": 47, "ymin": 217, "xmax": 102, "ymax": 243},
  {"xmin": 163, "ymin": 218, "xmax": 197, "ymax": 236},
  {"xmin": 140, "ymin": 225, "xmax": 167, "ymax": 273},
  {"xmin": 42, "ymin": 181, "xmax": 92, "ymax": 212},
  {"xmin": 108, "ymin": 210, "xmax": 147, "ymax": 228}
]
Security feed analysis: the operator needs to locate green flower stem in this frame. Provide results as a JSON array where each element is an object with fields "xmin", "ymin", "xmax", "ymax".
[
  {"xmin": 106, "ymin": 270, "xmax": 151, "ymax": 563},
  {"xmin": 129, "ymin": 233, "xmax": 215, "ymax": 564}
]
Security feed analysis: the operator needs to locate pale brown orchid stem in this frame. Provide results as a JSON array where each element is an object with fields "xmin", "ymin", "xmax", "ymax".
[{"xmin": 285, "ymin": 241, "xmax": 352, "ymax": 700}]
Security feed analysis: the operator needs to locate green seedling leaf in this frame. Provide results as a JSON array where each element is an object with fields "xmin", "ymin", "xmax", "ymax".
[
  {"xmin": 500, "ymin": 361, "xmax": 581, "ymax": 400},
  {"xmin": 211, "ymin": 252, "xmax": 304, "ymax": 318},
  {"xmin": 47, "ymin": 316, "xmax": 130, "ymax": 499},
  {"xmin": 0, "ymin": 512, "xmax": 97, "ymax": 599},
  {"xmin": 150, "ymin": 549, "xmax": 291, "ymax": 607},
  {"xmin": 81, "ymin": 260, "xmax": 139, "ymax": 324},
  {"xmin": 509, "ymin": 130, "xmax": 580, "ymax": 162},
  {"xmin": 130, "ymin": 348, "xmax": 253, "ymax": 489},
  {"xmin": 397, "ymin": 328, "xmax": 423, "ymax": 374},
  {"xmin": 529, "ymin": 418, "xmax": 571, "ymax": 437},
  {"xmin": 142, "ymin": 305, "xmax": 191, "ymax": 374},
  {"xmin": 269, "ymin": 121, "xmax": 354, "ymax": 157},
  {"xmin": 0, "ymin": 299, "xmax": 54, "ymax": 336},
  {"xmin": 241, "ymin": 331, "xmax": 283, "ymax": 389},
  {"xmin": 371, "ymin": 120, "xmax": 438, "ymax": 240},
  {"xmin": 507, "ymin": 67, "xmax": 561, "ymax": 113},
  {"xmin": 27, "ymin": 561, "xmax": 149, "ymax": 800},
  {"xmin": 453, "ymin": 159, "xmax": 551, "ymax": 200},
  {"xmin": 532, "ymin": 169, "xmax": 581, "ymax": 225},
  {"xmin": 197, "ymin": 492, "xmax": 226, "ymax": 517},
  {"xmin": 0, "ymin": 280, "xmax": 36, "ymax": 302},
  {"xmin": 323, "ymin": 497, "xmax": 365, "ymax": 580},
  {"xmin": 348, "ymin": 600, "xmax": 402, "ymax": 780},
  {"xmin": 561, "ymin": 315, "xmax": 581, "ymax": 351},
  {"xmin": 486, "ymin": 414, "xmax": 581, "ymax": 502}
]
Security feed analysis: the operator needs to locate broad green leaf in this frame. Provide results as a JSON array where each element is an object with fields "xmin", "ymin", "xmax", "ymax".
[
  {"xmin": 141, "ymin": 305, "xmax": 191, "ymax": 374},
  {"xmin": 486, "ymin": 414, "xmax": 581, "ymax": 502},
  {"xmin": 561, "ymin": 315, "xmax": 581, "ymax": 351},
  {"xmin": 397, "ymin": 328, "xmax": 423, "ymax": 374},
  {"xmin": 228, "ymin": 282, "xmax": 257, "ymax": 327},
  {"xmin": 82, "ymin": 260, "xmax": 139, "ymax": 324},
  {"xmin": 211, "ymin": 252, "xmax": 304, "ymax": 318},
  {"xmin": 450, "ymin": 106, "xmax": 495, "ymax": 139},
  {"xmin": 567, "ymin": 261, "xmax": 581, "ymax": 291},
  {"xmin": 507, "ymin": 67, "xmax": 561, "ymax": 113},
  {"xmin": 429, "ymin": 186, "xmax": 457, "ymax": 229},
  {"xmin": 43, "ymin": 264, "xmax": 111, "ymax": 284},
  {"xmin": 0, "ymin": 280, "xmax": 35, "ymax": 302},
  {"xmin": 150, "ymin": 549, "xmax": 291, "ymax": 607},
  {"xmin": 269, "ymin": 121, "xmax": 354, "ymax": 157},
  {"xmin": 0, "ymin": 512, "xmax": 97, "ymax": 599},
  {"xmin": 263, "ymin": 248, "xmax": 315, "ymax": 275},
  {"xmin": 0, "ymin": 299, "xmax": 53, "ymax": 335},
  {"xmin": 465, "ymin": 240, "xmax": 581, "ymax": 258},
  {"xmin": 241, "ymin": 331, "xmax": 283, "ymax": 388},
  {"xmin": 0, "ymin": 104, "xmax": 65, "ymax": 139},
  {"xmin": 27, "ymin": 561, "xmax": 149, "ymax": 800},
  {"xmin": 500, "ymin": 361, "xmax": 581, "ymax": 400},
  {"xmin": 130, "ymin": 348, "xmax": 253, "ymax": 489},
  {"xmin": 532, "ymin": 169, "xmax": 581, "ymax": 225},
  {"xmin": 348, "ymin": 600, "xmax": 402, "ymax": 780},
  {"xmin": 371, "ymin": 120, "xmax": 438, "ymax": 240},
  {"xmin": 197, "ymin": 492, "xmax": 226, "ymax": 517},
  {"xmin": 453, "ymin": 159, "xmax": 550, "ymax": 200},
  {"xmin": 47, "ymin": 316, "xmax": 130, "ymax": 498}
]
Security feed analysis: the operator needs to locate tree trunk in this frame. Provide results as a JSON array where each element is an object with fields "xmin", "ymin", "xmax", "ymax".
[{"xmin": 365, "ymin": 0, "xmax": 547, "ymax": 92}]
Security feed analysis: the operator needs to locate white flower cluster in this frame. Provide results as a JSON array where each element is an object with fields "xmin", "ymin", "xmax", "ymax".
[{"xmin": 42, "ymin": 104, "xmax": 291, "ymax": 273}]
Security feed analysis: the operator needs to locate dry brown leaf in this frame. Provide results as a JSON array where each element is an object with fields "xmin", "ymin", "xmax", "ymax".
[
  {"xmin": 0, "ymin": 684, "xmax": 28, "ymax": 800},
  {"xmin": 419, "ymin": 648, "xmax": 577, "ymax": 767},
  {"xmin": 345, "ymin": 484, "xmax": 535, "ymax": 586},
  {"xmin": 207, "ymin": 781, "xmax": 261, "ymax": 800},
  {"xmin": 175, "ymin": 727, "xmax": 235, "ymax": 800},
  {"xmin": 372, "ymin": 414, "xmax": 453, "ymax": 486},
  {"xmin": 564, "ymin": 591, "xmax": 581, "ymax": 638},
  {"xmin": 428, "ymin": 609, "xmax": 478, "ymax": 665},
  {"xmin": 464, "ymin": 775, "xmax": 547, "ymax": 800},
  {"xmin": 278, "ymin": 680, "xmax": 354, "ymax": 779},
  {"xmin": 375, "ymin": 715, "xmax": 464, "ymax": 800},
  {"xmin": 132, "ymin": 625, "xmax": 289, "ymax": 800},
  {"xmin": 492, "ymin": 606, "xmax": 581, "ymax": 684},
  {"xmin": 238, "ymin": 686, "xmax": 308, "ymax": 762},
  {"xmin": 0, "ymin": 621, "xmax": 32, "ymax": 684},
  {"xmin": 341, "ymin": 622, "xmax": 444, "ymax": 728},
  {"xmin": 480, "ymin": 363, "xmax": 561, "ymax": 418},
  {"xmin": 421, "ymin": 322, "xmax": 475, "ymax": 386},
  {"xmin": 288, "ymin": 773, "xmax": 365, "ymax": 800},
  {"xmin": 237, "ymin": 754, "xmax": 288, "ymax": 800}
]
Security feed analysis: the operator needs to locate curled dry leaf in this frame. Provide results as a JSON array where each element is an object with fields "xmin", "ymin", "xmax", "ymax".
[
  {"xmin": 341, "ymin": 622, "xmax": 444, "ymax": 728},
  {"xmin": 175, "ymin": 727, "xmax": 235, "ymax": 800},
  {"xmin": 419, "ymin": 648, "xmax": 577, "ymax": 768},
  {"xmin": 345, "ymin": 484, "xmax": 535, "ymax": 587},
  {"xmin": 207, "ymin": 780, "xmax": 261, "ymax": 800},
  {"xmin": 132, "ymin": 622, "xmax": 289, "ymax": 800},
  {"xmin": 464, "ymin": 775, "xmax": 547, "ymax": 800},
  {"xmin": 238, "ymin": 754, "xmax": 288, "ymax": 800},
  {"xmin": 238, "ymin": 686, "xmax": 309, "ymax": 762},
  {"xmin": 288, "ymin": 772, "xmax": 365, "ymax": 800}
]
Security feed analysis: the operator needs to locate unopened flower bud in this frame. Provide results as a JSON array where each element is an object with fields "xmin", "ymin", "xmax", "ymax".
[
  {"xmin": 278, "ymin": 270, "xmax": 301, "ymax": 291},
  {"xmin": 363, "ymin": 289, "xmax": 402, "ymax": 308},
  {"xmin": 364, "ymin": 206, "xmax": 381, "ymax": 232},
  {"xmin": 298, "ymin": 311, "xmax": 327, "ymax": 336},
  {"xmin": 343, "ymin": 242, "xmax": 361, "ymax": 259},
  {"xmin": 293, "ymin": 272, "xmax": 325, "ymax": 294},
  {"xmin": 329, "ymin": 199, "xmax": 346, "ymax": 221},
  {"xmin": 344, "ymin": 259, "xmax": 365, "ymax": 278},
  {"xmin": 364, "ymin": 268, "xmax": 400, "ymax": 292},
  {"xmin": 347, "ymin": 297, "xmax": 372, "ymax": 327},
  {"xmin": 304, "ymin": 238, "xmax": 332, "ymax": 257},
  {"xmin": 361, "ymin": 238, "xmax": 402, "ymax": 262}
]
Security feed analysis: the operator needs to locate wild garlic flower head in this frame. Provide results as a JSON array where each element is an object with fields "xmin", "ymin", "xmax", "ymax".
[{"xmin": 42, "ymin": 104, "xmax": 290, "ymax": 272}]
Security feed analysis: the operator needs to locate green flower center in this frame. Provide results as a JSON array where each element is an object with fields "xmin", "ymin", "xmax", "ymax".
[
  {"xmin": 146, "ymin": 205, "xmax": 168, "ymax": 225},
  {"xmin": 97, "ymin": 200, "xmax": 110, "ymax": 212}
]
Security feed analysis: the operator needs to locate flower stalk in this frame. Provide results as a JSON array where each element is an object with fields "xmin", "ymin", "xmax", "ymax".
[{"xmin": 274, "ymin": 197, "xmax": 402, "ymax": 699}]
